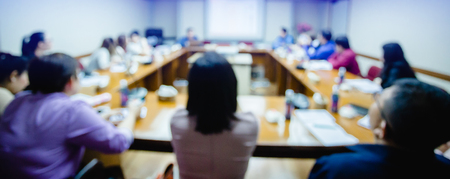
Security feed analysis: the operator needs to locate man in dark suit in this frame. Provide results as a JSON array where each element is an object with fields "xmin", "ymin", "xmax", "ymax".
[{"xmin": 309, "ymin": 79, "xmax": 450, "ymax": 179}]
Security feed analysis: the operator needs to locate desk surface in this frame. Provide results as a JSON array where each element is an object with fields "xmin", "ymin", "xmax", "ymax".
[{"xmin": 87, "ymin": 47, "xmax": 375, "ymax": 158}]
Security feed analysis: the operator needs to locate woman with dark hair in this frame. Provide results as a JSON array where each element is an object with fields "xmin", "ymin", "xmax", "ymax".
[
  {"xmin": 84, "ymin": 37, "xmax": 119, "ymax": 71},
  {"xmin": 0, "ymin": 53, "xmax": 29, "ymax": 116},
  {"xmin": 327, "ymin": 36, "xmax": 361, "ymax": 75},
  {"xmin": 127, "ymin": 30, "xmax": 151, "ymax": 55},
  {"xmin": 171, "ymin": 52, "xmax": 259, "ymax": 179},
  {"xmin": 0, "ymin": 53, "xmax": 140, "ymax": 178},
  {"xmin": 21, "ymin": 32, "xmax": 52, "ymax": 60},
  {"xmin": 116, "ymin": 34, "xmax": 127, "ymax": 56},
  {"xmin": 379, "ymin": 43, "xmax": 416, "ymax": 88}
]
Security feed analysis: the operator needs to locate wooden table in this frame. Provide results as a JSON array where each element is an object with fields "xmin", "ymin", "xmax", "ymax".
[{"xmin": 87, "ymin": 46, "xmax": 375, "ymax": 158}]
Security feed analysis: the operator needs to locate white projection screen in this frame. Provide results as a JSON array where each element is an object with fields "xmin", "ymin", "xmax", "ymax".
[{"xmin": 205, "ymin": 0, "xmax": 265, "ymax": 41}]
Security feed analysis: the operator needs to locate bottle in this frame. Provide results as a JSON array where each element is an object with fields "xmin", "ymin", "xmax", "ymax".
[
  {"xmin": 285, "ymin": 89, "xmax": 295, "ymax": 119},
  {"xmin": 338, "ymin": 67, "xmax": 346, "ymax": 85},
  {"xmin": 120, "ymin": 79, "xmax": 129, "ymax": 107},
  {"xmin": 331, "ymin": 85, "xmax": 339, "ymax": 113}
]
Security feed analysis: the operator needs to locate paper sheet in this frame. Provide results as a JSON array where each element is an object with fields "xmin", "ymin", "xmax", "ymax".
[
  {"xmin": 357, "ymin": 115, "xmax": 371, "ymax": 129},
  {"xmin": 109, "ymin": 64, "xmax": 127, "ymax": 73},
  {"xmin": 304, "ymin": 60, "xmax": 333, "ymax": 71},
  {"xmin": 237, "ymin": 96, "xmax": 266, "ymax": 116},
  {"xmin": 134, "ymin": 108, "xmax": 177, "ymax": 140},
  {"xmin": 344, "ymin": 79, "xmax": 382, "ymax": 94},
  {"xmin": 80, "ymin": 75, "xmax": 110, "ymax": 88}
]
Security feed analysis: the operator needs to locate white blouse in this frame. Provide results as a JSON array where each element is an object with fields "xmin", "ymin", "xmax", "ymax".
[{"xmin": 170, "ymin": 109, "xmax": 259, "ymax": 179}]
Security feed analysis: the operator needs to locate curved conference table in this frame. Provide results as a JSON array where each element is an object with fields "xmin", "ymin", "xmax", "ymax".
[{"xmin": 87, "ymin": 46, "xmax": 375, "ymax": 159}]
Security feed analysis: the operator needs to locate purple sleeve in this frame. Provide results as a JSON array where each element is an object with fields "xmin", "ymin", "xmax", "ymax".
[{"xmin": 65, "ymin": 102, "xmax": 133, "ymax": 154}]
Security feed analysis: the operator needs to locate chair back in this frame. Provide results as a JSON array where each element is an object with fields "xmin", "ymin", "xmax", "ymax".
[{"xmin": 367, "ymin": 66, "xmax": 382, "ymax": 81}]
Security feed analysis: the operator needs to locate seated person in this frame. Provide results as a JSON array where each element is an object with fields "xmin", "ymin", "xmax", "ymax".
[
  {"xmin": 116, "ymin": 34, "xmax": 128, "ymax": 57},
  {"xmin": 309, "ymin": 79, "xmax": 450, "ymax": 179},
  {"xmin": 303, "ymin": 30, "xmax": 335, "ymax": 60},
  {"xmin": 21, "ymin": 32, "xmax": 52, "ymax": 61},
  {"xmin": 176, "ymin": 28, "xmax": 199, "ymax": 47},
  {"xmin": 0, "ymin": 53, "xmax": 141, "ymax": 178},
  {"xmin": 83, "ymin": 38, "xmax": 118, "ymax": 71},
  {"xmin": 127, "ymin": 30, "xmax": 151, "ymax": 56},
  {"xmin": 272, "ymin": 27, "xmax": 295, "ymax": 49},
  {"xmin": 328, "ymin": 36, "xmax": 361, "ymax": 75},
  {"xmin": 379, "ymin": 43, "xmax": 416, "ymax": 89},
  {"xmin": 0, "ymin": 53, "xmax": 29, "ymax": 117},
  {"xmin": 171, "ymin": 52, "xmax": 259, "ymax": 179}
]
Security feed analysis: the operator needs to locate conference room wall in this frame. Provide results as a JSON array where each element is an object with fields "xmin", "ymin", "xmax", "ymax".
[
  {"xmin": 330, "ymin": 0, "xmax": 349, "ymax": 37},
  {"xmin": 0, "ymin": 0, "xmax": 152, "ymax": 56},
  {"xmin": 294, "ymin": 0, "xmax": 329, "ymax": 38},
  {"xmin": 348, "ymin": 0, "xmax": 450, "ymax": 91}
]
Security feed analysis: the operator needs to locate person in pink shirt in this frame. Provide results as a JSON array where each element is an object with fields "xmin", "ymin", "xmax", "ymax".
[
  {"xmin": 0, "ymin": 53, "xmax": 140, "ymax": 179},
  {"xmin": 327, "ymin": 36, "xmax": 361, "ymax": 75}
]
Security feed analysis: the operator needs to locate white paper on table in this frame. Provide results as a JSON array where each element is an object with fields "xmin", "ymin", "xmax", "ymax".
[
  {"xmin": 357, "ymin": 115, "xmax": 371, "ymax": 129},
  {"xmin": 80, "ymin": 75, "xmax": 110, "ymax": 88},
  {"xmin": 344, "ymin": 79, "xmax": 382, "ymax": 94},
  {"xmin": 70, "ymin": 93, "xmax": 94, "ymax": 105},
  {"xmin": 294, "ymin": 109, "xmax": 359, "ymax": 146},
  {"xmin": 134, "ymin": 108, "xmax": 177, "ymax": 140},
  {"xmin": 304, "ymin": 60, "xmax": 333, "ymax": 71},
  {"xmin": 237, "ymin": 96, "xmax": 266, "ymax": 116},
  {"xmin": 109, "ymin": 64, "xmax": 127, "ymax": 73}
]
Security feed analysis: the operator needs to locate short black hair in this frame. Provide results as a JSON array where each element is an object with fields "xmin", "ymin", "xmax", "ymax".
[
  {"xmin": 379, "ymin": 43, "xmax": 416, "ymax": 88},
  {"xmin": 321, "ymin": 30, "xmax": 332, "ymax": 41},
  {"xmin": 130, "ymin": 30, "xmax": 140, "ymax": 37},
  {"xmin": 22, "ymin": 32, "xmax": 45, "ymax": 59},
  {"xmin": 0, "ymin": 53, "xmax": 28, "ymax": 84},
  {"xmin": 187, "ymin": 51, "xmax": 238, "ymax": 135},
  {"xmin": 282, "ymin": 28, "xmax": 287, "ymax": 34},
  {"xmin": 383, "ymin": 79, "xmax": 450, "ymax": 151},
  {"xmin": 28, "ymin": 53, "xmax": 78, "ymax": 94},
  {"xmin": 335, "ymin": 36, "xmax": 350, "ymax": 49}
]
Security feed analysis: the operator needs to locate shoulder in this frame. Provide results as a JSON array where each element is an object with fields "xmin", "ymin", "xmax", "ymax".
[
  {"xmin": 233, "ymin": 112, "xmax": 260, "ymax": 134},
  {"xmin": 342, "ymin": 49, "xmax": 357, "ymax": 57},
  {"xmin": 170, "ymin": 108, "xmax": 191, "ymax": 130}
]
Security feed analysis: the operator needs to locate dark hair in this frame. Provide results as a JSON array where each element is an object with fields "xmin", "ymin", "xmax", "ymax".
[
  {"xmin": 321, "ymin": 30, "xmax": 332, "ymax": 41},
  {"xmin": 380, "ymin": 43, "xmax": 416, "ymax": 88},
  {"xmin": 383, "ymin": 79, "xmax": 450, "ymax": 151},
  {"xmin": 282, "ymin": 28, "xmax": 287, "ymax": 34},
  {"xmin": 101, "ymin": 37, "xmax": 116, "ymax": 55},
  {"xmin": 0, "ymin": 53, "xmax": 28, "ymax": 84},
  {"xmin": 22, "ymin": 32, "xmax": 45, "ymax": 59},
  {"xmin": 118, "ymin": 35, "xmax": 127, "ymax": 51},
  {"xmin": 28, "ymin": 53, "xmax": 78, "ymax": 94},
  {"xmin": 130, "ymin": 30, "xmax": 140, "ymax": 37},
  {"xmin": 335, "ymin": 36, "xmax": 350, "ymax": 49},
  {"xmin": 187, "ymin": 52, "xmax": 238, "ymax": 135}
]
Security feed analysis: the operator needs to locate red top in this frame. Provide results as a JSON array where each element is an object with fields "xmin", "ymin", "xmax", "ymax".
[{"xmin": 328, "ymin": 48, "xmax": 361, "ymax": 75}]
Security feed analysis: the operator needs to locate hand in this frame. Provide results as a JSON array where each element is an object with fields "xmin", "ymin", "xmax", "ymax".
[{"xmin": 127, "ymin": 99, "xmax": 144, "ymax": 118}]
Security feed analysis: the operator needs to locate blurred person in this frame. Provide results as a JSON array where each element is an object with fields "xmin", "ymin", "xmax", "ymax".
[
  {"xmin": 379, "ymin": 43, "xmax": 416, "ymax": 89},
  {"xmin": 117, "ymin": 34, "xmax": 127, "ymax": 57},
  {"xmin": 0, "ymin": 53, "xmax": 29, "ymax": 117},
  {"xmin": 0, "ymin": 53, "xmax": 141, "ymax": 179},
  {"xmin": 171, "ymin": 52, "xmax": 259, "ymax": 179},
  {"xmin": 83, "ymin": 37, "xmax": 118, "ymax": 72},
  {"xmin": 327, "ymin": 36, "xmax": 361, "ymax": 75},
  {"xmin": 21, "ymin": 32, "xmax": 52, "ymax": 60},
  {"xmin": 127, "ymin": 30, "xmax": 151, "ymax": 56},
  {"xmin": 303, "ymin": 30, "xmax": 335, "ymax": 60},
  {"xmin": 272, "ymin": 27, "xmax": 294, "ymax": 49},
  {"xmin": 176, "ymin": 27, "xmax": 199, "ymax": 47},
  {"xmin": 309, "ymin": 79, "xmax": 450, "ymax": 179}
]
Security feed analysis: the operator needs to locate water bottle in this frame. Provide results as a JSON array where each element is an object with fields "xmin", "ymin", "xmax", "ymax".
[
  {"xmin": 120, "ymin": 79, "xmax": 129, "ymax": 107},
  {"xmin": 338, "ymin": 67, "xmax": 346, "ymax": 85},
  {"xmin": 331, "ymin": 85, "xmax": 339, "ymax": 113},
  {"xmin": 285, "ymin": 89, "xmax": 295, "ymax": 119}
]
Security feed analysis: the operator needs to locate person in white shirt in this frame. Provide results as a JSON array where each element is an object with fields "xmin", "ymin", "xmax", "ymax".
[
  {"xmin": 0, "ymin": 53, "xmax": 29, "ymax": 117},
  {"xmin": 116, "ymin": 34, "xmax": 127, "ymax": 57},
  {"xmin": 170, "ymin": 51, "xmax": 259, "ymax": 179},
  {"xmin": 126, "ymin": 30, "xmax": 151, "ymax": 56},
  {"xmin": 84, "ymin": 38, "xmax": 119, "ymax": 72}
]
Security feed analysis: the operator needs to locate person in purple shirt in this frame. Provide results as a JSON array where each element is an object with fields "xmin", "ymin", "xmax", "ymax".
[
  {"xmin": 272, "ymin": 27, "xmax": 295, "ymax": 49},
  {"xmin": 0, "ymin": 53, "xmax": 141, "ymax": 179},
  {"xmin": 328, "ymin": 36, "xmax": 361, "ymax": 75},
  {"xmin": 304, "ymin": 30, "xmax": 335, "ymax": 60},
  {"xmin": 177, "ymin": 28, "xmax": 199, "ymax": 47}
]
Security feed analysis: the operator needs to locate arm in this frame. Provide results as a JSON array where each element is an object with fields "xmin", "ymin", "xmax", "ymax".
[
  {"xmin": 328, "ymin": 52, "xmax": 353, "ymax": 69},
  {"xmin": 97, "ymin": 49, "xmax": 111, "ymax": 70}
]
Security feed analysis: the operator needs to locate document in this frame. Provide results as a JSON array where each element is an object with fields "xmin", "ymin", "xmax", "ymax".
[
  {"xmin": 357, "ymin": 115, "xmax": 371, "ymax": 129},
  {"xmin": 304, "ymin": 60, "xmax": 333, "ymax": 71},
  {"xmin": 344, "ymin": 79, "xmax": 382, "ymax": 94}
]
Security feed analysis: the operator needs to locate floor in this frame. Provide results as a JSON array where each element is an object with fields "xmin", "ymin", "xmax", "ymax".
[{"xmin": 120, "ymin": 75, "xmax": 315, "ymax": 179}]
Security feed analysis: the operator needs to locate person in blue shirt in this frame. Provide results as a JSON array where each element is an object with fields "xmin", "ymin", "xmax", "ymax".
[
  {"xmin": 177, "ymin": 28, "xmax": 198, "ymax": 47},
  {"xmin": 304, "ymin": 30, "xmax": 335, "ymax": 60},
  {"xmin": 272, "ymin": 28, "xmax": 294, "ymax": 49},
  {"xmin": 309, "ymin": 79, "xmax": 450, "ymax": 179}
]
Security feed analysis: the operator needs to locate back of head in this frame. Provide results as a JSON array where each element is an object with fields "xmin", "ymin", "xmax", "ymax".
[
  {"xmin": 382, "ymin": 43, "xmax": 407, "ymax": 65},
  {"xmin": 335, "ymin": 36, "xmax": 350, "ymax": 49},
  {"xmin": 28, "ymin": 53, "xmax": 78, "ymax": 94},
  {"xmin": 101, "ymin": 37, "xmax": 115, "ymax": 55},
  {"xmin": 130, "ymin": 30, "xmax": 139, "ymax": 38},
  {"xmin": 118, "ymin": 35, "xmax": 127, "ymax": 50},
  {"xmin": 321, "ymin": 30, "xmax": 332, "ymax": 41},
  {"xmin": 187, "ymin": 52, "xmax": 237, "ymax": 135},
  {"xmin": 22, "ymin": 32, "xmax": 45, "ymax": 58},
  {"xmin": 0, "ymin": 53, "xmax": 28, "ymax": 84},
  {"xmin": 384, "ymin": 79, "xmax": 450, "ymax": 151}
]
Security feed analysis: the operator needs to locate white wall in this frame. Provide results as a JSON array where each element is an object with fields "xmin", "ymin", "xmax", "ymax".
[
  {"xmin": 330, "ymin": 0, "xmax": 349, "ymax": 37},
  {"xmin": 0, "ymin": 0, "xmax": 152, "ymax": 56},
  {"xmin": 264, "ymin": 0, "xmax": 293, "ymax": 43},
  {"xmin": 177, "ymin": 0, "xmax": 205, "ymax": 40},
  {"xmin": 348, "ymin": 0, "xmax": 450, "ymax": 91},
  {"xmin": 150, "ymin": 0, "xmax": 177, "ymax": 38},
  {"xmin": 294, "ymin": 0, "xmax": 329, "ymax": 37}
]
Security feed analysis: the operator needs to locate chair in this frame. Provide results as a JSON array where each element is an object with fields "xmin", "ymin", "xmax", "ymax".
[
  {"xmin": 366, "ymin": 66, "xmax": 382, "ymax": 81},
  {"xmin": 145, "ymin": 28, "xmax": 164, "ymax": 47},
  {"xmin": 74, "ymin": 159, "xmax": 105, "ymax": 179}
]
